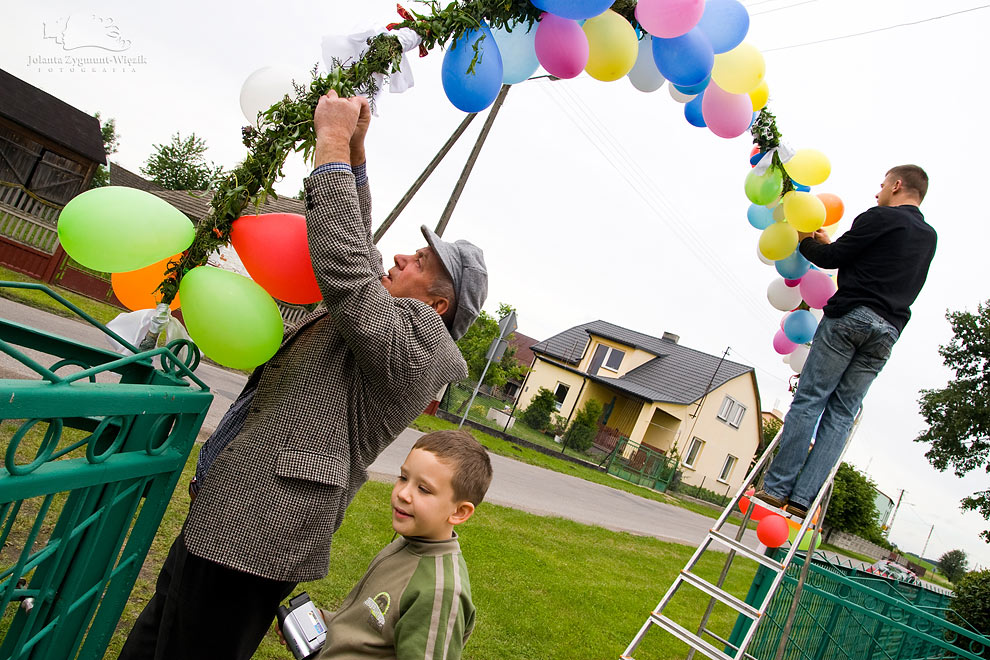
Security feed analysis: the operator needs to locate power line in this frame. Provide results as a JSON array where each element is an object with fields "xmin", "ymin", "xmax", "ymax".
[
  {"xmin": 725, "ymin": 347, "xmax": 794, "ymax": 387},
  {"xmin": 750, "ymin": 0, "xmax": 819, "ymax": 16},
  {"xmin": 763, "ymin": 4, "xmax": 990, "ymax": 52}
]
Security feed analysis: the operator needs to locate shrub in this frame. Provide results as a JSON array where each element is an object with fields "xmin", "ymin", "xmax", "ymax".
[
  {"xmin": 521, "ymin": 387, "xmax": 556, "ymax": 431},
  {"xmin": 564, "ymin": 399, "xmax": 604, "ymax": 453},
  {"xmin": 949, "ymin": 569, "xmax": 990, "ymax": 638}
]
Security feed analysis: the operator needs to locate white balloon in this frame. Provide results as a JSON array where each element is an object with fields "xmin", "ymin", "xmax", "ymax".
[
  {"xmin": 757, "ymin": 241, "xmax": 774, "ymax": 265},
  {"xmin": 767, "ymin": 278, "xmax": 802, "ymax": 311},
  {"xmin": 627, "ymin": 36, "xmax": 666, "ymax": 92},
  {"xmin": 240, "ymin": 67, "xmax": 295, "ymax": 124},
  {"xmin": 788, "ymin": 344, "xmax": 811, "ymax": 373},
  {"xmin": 810, "ymin": 307, "xmax": 824, "ymax": 322},
  {"xmin": 669, "ymin": 84, "xmax": 695, "ymax": 103}
]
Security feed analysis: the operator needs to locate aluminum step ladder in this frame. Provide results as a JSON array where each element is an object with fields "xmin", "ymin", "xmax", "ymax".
[{"xmin": 621, "ymin": 409, "xmax": 864, "ymax": 660}]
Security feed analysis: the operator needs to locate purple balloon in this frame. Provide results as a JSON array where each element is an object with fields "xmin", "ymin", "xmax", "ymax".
[
  {"xmin": 651, "ymin": 27, "xmax": 714, "ymax": 87},
  {"xmin": 534, "ymin": 13, "xmax": 589, "ymax": 79},
  {"xmin": 784, "ymin": 278, "xmax": 802, "ymax": 287},
  {"xmin": 773, "ymin": 329, "xmax": 797, "ymax": 355}
]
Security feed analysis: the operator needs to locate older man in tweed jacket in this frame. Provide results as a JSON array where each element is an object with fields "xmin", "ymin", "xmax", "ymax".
[{"xmin": 119, "ymin": 92, "xmax": 488, "ymax": 660}]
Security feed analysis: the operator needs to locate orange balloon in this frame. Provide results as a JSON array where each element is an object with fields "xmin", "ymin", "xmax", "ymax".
[
  {"xmin": 817, "ymin": 193, "xmax": 844, "ymax": 227},
  {"xmin": 111, "ymin": 254, "xmax": 181, "ymax": 311}
]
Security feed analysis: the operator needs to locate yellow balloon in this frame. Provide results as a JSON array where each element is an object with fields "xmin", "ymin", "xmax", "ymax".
[
  {"xmin": 583, "ymin": 10, "xmax": 638, "ymax": 82},
  {"xmin": 711, "ymin": 43, "xmax": 765, "ymax": 94},
  {"xmin": 749, "ymin": 79, "xmax": 769, "ymax": 111},
  {"xmin": 783, "ymin": 148, "xmax": 831, "ymax": 186},
  {"xmin": 772, "ymin": 203, "xmax": 786, "ymax": 222},
  {"xmin": 759, "ymin": 222, "xmax": 798, "ymax": 261},
  {"xmin": 782, "ymin": 191, "xmax": 827, "ymax": 232},
  {"xmin": 824, "ymin": 222, "xmax": 840, "ymax": 238}
]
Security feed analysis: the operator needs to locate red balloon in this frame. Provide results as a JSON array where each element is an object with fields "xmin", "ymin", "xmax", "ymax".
[
  {"xmin": 757, "ymin": 514, "xmax": 790, "ymax": 547},
  {"xmin": 230, "ymin": 213, "xmax": 322, "ymax": 304},
  {"xmin": 738, "ymin": 489, "xmax": 772, "ymax": 522}
]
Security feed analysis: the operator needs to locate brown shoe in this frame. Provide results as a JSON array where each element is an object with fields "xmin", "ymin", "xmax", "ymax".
[
  {"xmin": 753, "ymin": 489, "xmax": 787, "ymax": 509},
  {"xmin": 785, "ymin": 501, "xmax": 808, "ymax": 519}
]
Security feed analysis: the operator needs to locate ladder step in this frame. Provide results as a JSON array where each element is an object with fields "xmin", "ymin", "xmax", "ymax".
[
  {"xmin": 678, "ymin": 570, "xmax": 761, "ymax": 620},
  {"xmin": 648, "ymin": 612, "xmax": 734, "ymax": 660},
  {"xmin": 708, "ymin": 531, "xmax": 785, "ymax": 572}
]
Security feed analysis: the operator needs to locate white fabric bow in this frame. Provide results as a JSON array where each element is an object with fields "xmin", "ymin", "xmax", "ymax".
[
  {"xmin": 106, "ymin": 303, "xmax": 190, "ymax": 356},
  {"xmin": 321, "ymin": 26, "xmax": 422, "ymax": 114},
  {"xmin": 753, "ymin": 144, "xmax": 796, "ymax": 175}
]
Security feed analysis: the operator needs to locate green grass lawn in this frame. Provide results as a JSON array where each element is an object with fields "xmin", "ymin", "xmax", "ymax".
[
  {"xmin": 0, "ymin": 265, "xmax": 123, "ymax": 327},
  {"xmin": 99, "ymin": 451, "xmax": 756, "ymax": 660}
]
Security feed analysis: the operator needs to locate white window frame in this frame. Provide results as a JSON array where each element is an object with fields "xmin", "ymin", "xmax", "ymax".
[
  {"xmin": 683, "ymin": 437, "xmax": 705, "ymax": 468},
  {"xmin": 718, "ymin": 454, "xmax": 738, "ymax": 483},
  {"xmin": 600, "ymin": 346, "xmax": 625, "ymax": 372},
  {"xmin": 716, "ymin": 396, "xmax": 746, "ymax": 429},
  {"xmin": 553, "ymin": 382, "xmax": 569, "ymax": 411}
]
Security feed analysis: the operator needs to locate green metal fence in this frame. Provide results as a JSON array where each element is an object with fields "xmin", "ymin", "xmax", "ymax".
[
  {"xmin": 0, "ymin": 282, "xmax": 213, "ymax": 659},
  {"xmin": 604, "ymin": 437, "xmax": 679, "ymax": 492},
  {"xmin": 728, "ymin": 551, "xmax": 988, "ymax": 660}
]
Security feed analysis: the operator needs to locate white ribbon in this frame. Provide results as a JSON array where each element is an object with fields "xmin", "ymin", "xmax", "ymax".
[
  {"xmin": 753, "ymin": 144, "xmax": 796, "ymax": 175},
  {"xmin": 321, "ymin": 26, "xmax": 422, "ymax": 114},
  {"xmin": 106, "ymin": 303, "xmax": 190, "ymax": 356}
]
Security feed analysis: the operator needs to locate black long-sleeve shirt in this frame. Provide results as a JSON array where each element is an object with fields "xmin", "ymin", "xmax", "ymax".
[{"xmin": 799, "ymin": 204, "xmax": 936, "ymax": 333}]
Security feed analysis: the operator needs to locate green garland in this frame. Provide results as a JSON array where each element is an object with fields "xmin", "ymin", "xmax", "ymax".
[
  {"xmin": 750, "ymin": 107, "xmax": 795, "ymax": 195},
  {"xmin": 157, "ymin": 0, "xmax": 787, "ymax": 304}
]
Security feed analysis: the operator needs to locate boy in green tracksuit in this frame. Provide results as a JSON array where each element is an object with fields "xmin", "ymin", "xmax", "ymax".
[{"xmin": 315, "ymin": 430, "xmax": 493, "ymax": 660}]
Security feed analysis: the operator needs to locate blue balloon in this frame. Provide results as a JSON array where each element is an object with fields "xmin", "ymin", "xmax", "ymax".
[
  {"xmin": 775, "ymin": 249, "xmax": 811, "ymax": 279},
  {"xmin": 747, "ymin": 204, "xmax": 774, "ymax": 229},
  {"xmin": 793, "ymin": 182, "xmax": 811, "ymax": 192},
  {"xmin": 749, "ymin": 111, "xmax": 757, "ymax": 129},
  {"xmin": 684, "ymin": 91, "xmax": 706, "ymax": 127},
  {"xmin": 673, "ymin": 76, "xmax": 710, "ymax": 95},
  {"xmin": 491, "ymin": 21, "xmax": 539, "ymax": 85},
  {"xmin": 783, "ymin": 309, "xmax": 818, "ymax": 344},
  {"xmin": 442, "ymin": 23, "xmax": 504, "ymax": 113},
  {"xmin": 696, "ymin": 0, "xmax": 750, "ymax": 54},
  {"xmin": 652, "ymin": 28, "xmax": 715, "ymax": 88},
  {"xmin": 531, "ymin": 0, "xmax": 615, "ymax": 20},
  {"xmin": 750, "ymin": 151, "xmax": 764, "ymax": 166}
]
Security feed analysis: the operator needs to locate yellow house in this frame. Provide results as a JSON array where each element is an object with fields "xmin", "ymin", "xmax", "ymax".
[{"xmin": 517, "ymin": 321, "xmax": 762, "ymax": 494}]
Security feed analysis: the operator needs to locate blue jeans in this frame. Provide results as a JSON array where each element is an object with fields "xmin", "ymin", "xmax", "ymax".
[{"xmin": 763, "ymin": 306, "xmax": 899, "ymax": 507}]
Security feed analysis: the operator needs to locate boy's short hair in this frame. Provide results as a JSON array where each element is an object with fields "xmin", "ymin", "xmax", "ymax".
[
  {"xmin": 413, "ymin": 430, "xmax": 493, "ymax": 506},
  {"xmin": 887, "ymin": 164, "xmax": 929, "ymax": 202}
]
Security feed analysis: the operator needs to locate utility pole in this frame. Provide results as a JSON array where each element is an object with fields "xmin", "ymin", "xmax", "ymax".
[
  {"xmin": 885, "ymin": 489, "xmax": 905, "ymax": 538},
  {"xmin": 458, "ymin": 311, "xmax": 517, "ymax": 429},
  {"xmin": 921, "ymin": 524, "xmax": 934, "ymax": 560}
]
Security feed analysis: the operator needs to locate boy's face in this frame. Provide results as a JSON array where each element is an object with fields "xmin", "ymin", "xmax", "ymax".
[{"xmin": 392, "ymin": 448, "xmax": 472, "ymax": 541}]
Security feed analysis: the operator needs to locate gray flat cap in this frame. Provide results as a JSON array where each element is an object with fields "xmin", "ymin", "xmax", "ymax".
[{"xmin": 420, "ymin": 225, "xmax": 487, "ymax": 340}]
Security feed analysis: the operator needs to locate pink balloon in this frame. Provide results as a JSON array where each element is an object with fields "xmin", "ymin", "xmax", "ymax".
[
  {"xmin": 534, "ymin": 13, "xmax": 589, "ymax": 79},
  {"xmin": 773, "ymin": 329, "xmax": 797, "ymax": 355},
  {"xmin": 784, "ymin": 278, "xmax": 802, "ymax": 287},
  {"xmin": 780, "ymin": 312, "xmax": 791, "ymax": 330},
  {"xmin": 636, "ymin": 0, "xmax": 706, "ymax": 38},
  {"xmin": 701, "ymin": 82, "xmax": 752, "ymax": 138},
  {"xmin": 800, "ymin": 270, "xmax": 837, "ymax": 309}
]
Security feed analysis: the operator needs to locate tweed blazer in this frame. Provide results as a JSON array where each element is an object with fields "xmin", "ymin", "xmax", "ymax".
[{"xmin": 183, "ymin": 169, "xmax": 468, "ymax": 582}]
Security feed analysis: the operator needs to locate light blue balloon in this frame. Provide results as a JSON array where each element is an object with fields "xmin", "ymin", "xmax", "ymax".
[
  {"xmin": 673, "ymin": 75, "xmax": 710, "ymax": 95},
  {"xmin": 684, "ymin": 91, "xmax": 706, "ymax": 127},
  {"xmin": 696, "ymin": 0, "xmax": 750, "ymax": 54},
  {"xmin": 783, "ymin": 309, "xmax": 818, "ymax": 344},
  {"xmin": 653, "ymin": 29, "xmax": 714, "ymax": 88},
  {"xmin": 627, "ymin": 35, "xmax": 666, "ymax": 92},
  {"xmin": 775, "ymin": 249, "xmax": 811, "ymax": 280},
  {"xmin": 442, "ymin": 23, "xmax": 504, "ymax": 113},
  {"xmin": 531, "ymin": 0, "xmax": 615, "ymax": 20},
  {"xmin": 747, "ymin": 204, "xmax": 774, "ymax": 229},
  {"xmin": 491, "ymin": 21, "xmax": 539, "ymax": 85}
]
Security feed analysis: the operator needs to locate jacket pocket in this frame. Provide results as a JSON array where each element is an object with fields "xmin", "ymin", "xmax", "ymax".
[{"xmin": 275, "ymin": 449, "xmax": 348, "ymax": 487}]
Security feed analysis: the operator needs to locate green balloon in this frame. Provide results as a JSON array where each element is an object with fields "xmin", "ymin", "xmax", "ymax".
[
  {"xmin": 744, "ymin": 167, "xmax": 784, "ymax": 206},
  {"xmin": 179, "ymin": 266, "xmax": 283, "ymax": 370},
  {"xmin": 57, "ymin": 186, "xmax": 194, "ymax": 273}
]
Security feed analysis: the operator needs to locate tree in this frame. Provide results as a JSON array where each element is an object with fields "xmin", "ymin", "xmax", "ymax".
[
  {"xmin": 140, "ymin": 132, "xmax": 223, "ymax": 190},
  {"xmin": 563, "ymin": 399, "xmax": 604, "ymax": 453},
  {"xmin": 915, "ymin": 302, "xmax": 990, "ymax": 542},
  {"xmin": 939, "ymin": 549, "xmax": 969, "ymax": 583},
  {"xmin": 824, "ymin": 463, "xmax": 879, "ymax": 535},
  {"xmin": 753, "ymin": 415, "xmax": 783, "ymax": 468},
  {"xmin": 89, "ymin": 112, "xmax": 119, "ymax": 188},
  {"xmin": 521, "ymin": 387, "xmax": 556, "ymax": 432},
  {"xmin": 950, "ymin": 569, "xmax": 990, "ymax": 636},
  {"xmin": 455, "ymin": 303, "xmax": 527, "ymax": 389}
]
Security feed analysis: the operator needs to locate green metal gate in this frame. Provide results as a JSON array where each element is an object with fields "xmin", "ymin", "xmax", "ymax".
[
  {"xmin": 0, "ymin": 282, "xmax": 213, "ymax": 659},
  {"xmin": 605, "ymin": 437, "xmax": 678, "ymax": 492},
  {"xmin": 729, "ymin": 551, "xmax": 989, "ymax": 660}
]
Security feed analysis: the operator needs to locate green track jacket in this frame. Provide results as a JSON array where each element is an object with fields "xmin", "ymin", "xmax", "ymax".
[{"xmin": 319, "ymin": 534, "xmax": 475, "ymax": 660}]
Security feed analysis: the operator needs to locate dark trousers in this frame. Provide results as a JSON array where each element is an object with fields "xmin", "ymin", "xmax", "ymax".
[{"xmin": 118, "ymin": 531, "xmax": 297, "ymax": 660}]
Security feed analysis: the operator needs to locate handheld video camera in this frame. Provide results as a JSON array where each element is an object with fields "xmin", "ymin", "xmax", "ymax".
[{"xmin": 278, "ymin": 592, "xmax": 328, "ymax": 660}]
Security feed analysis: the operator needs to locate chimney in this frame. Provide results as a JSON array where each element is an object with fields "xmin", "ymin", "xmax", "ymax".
[{"xmin": 661, "ymin": 331, "xmax": 680, "ymax": 344}]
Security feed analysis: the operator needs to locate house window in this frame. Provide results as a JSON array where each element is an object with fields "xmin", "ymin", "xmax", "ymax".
[
  {"xmin": 718, "ymin": 455, "xmax": 738, "ymax": 483},
  {"xmin": 717, "ymin": 396, "xmax": 746, "ymax": 429},
  {"xmin": 602, "ymin": 346, "xmax": 625, "ymax": 372},
  {"xmin": 553, "ymin": 382, "xmax": 569, "ymax": 411},
  {"xmin": 684, "ymin": 437, "xmax": 704, "ymax": 468}
]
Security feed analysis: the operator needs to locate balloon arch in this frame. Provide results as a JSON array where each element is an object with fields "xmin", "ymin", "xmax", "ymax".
[{"xmin": 56, "ymin": 0, "xmax": 843, "ymax": 371}]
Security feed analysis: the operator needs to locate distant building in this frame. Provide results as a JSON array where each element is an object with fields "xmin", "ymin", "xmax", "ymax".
[{"xmin": 875, "ymin": 488, "xmax": 895, "ymax": 529}]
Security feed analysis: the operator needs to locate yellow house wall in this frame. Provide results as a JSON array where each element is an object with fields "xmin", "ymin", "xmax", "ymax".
[
  {"xmin": 577, "ymin": 335, "xmax": 656, "ymax": 377},
  {"xmin": 641, "ymin": 407, "xmax": 682, "ymax": 453},
  {"xmin": 677, "ymin": 373, "xmax": 760, "ymax": 495},
  {"xmin": 516, "ymin": 359, "xmax": 587, "ymax": 419}
]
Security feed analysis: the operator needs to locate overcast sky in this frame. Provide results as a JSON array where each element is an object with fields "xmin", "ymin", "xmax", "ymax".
[{"xmin": 3, "ymin": 0, "xmax": 989, "ymax": 568}]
